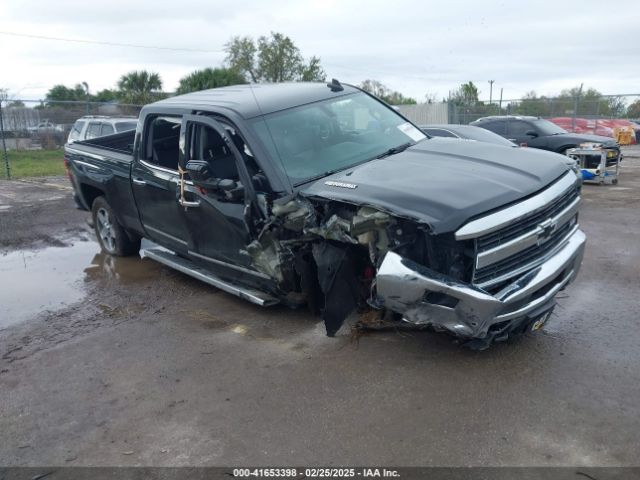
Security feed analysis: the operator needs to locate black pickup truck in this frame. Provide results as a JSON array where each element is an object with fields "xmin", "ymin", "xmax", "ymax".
[{"xmin": 65, "ymin": 81, "xmax": 586, "ymax": 349}]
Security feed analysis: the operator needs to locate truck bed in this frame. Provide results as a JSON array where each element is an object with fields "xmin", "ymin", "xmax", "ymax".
[{"xmin": 74, "ymin": 129, "xmax": 136, "ymax": 156}]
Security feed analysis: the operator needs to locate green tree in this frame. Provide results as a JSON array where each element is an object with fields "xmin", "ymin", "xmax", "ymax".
[
  {"xmin": 224, "ymin": 32, "xmax": 326, "ymax": 83},
  {"xmin": 224, "ymin": 36, "xmax": 259, "ymax": 82},
  {"xmin": 299, "ymin": 56, "xmax": 326, "ymax": 82},
  {"xmin": 45, "ymin": 84, "xmax": 87, "ymax": 105},
  {"xmin": 359, "ymin": 79, "xmax": 416, "ymax": 105},
  {"xmin": 607, "ymin": 96, "xmax": 627, "ymax": 118},
  {"xmin": 117, "ymin": 70, "xmax": 163, "ymax": 105},
  {"xmin": 628, "ymin": 100, "xmax": 640, "ymax": 119},
  {"xmin": 556, "ymin": 86, "xmax": 610, "ymax": 116},
  {"xmin": 176, "ymin": 67, "xmax": 246, "ymax": 95},
  {"xmin": 451, "ymin": 81, "xmax": 480, "ymax": 106},
  {"xmin": 92, "ymin": 89, "xmax": 118, "ymax": 103}
]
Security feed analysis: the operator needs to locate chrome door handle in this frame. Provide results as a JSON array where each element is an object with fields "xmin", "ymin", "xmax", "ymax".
[
  {"xmin": 132, "ymin": 177, "xmax": 146, "ymax": 186},
  {"xmin": 179, "ymin": 198, "xmax": 200, "ymax": 208}
]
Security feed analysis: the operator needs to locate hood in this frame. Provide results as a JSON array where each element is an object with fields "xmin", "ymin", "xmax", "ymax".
[
  {"xmin": 300, "ymin": 138, "xmax": 571, "ymax": 234},
  {"xmin": 556, "ymin": 133, "xmax": 619, "ymax": 147}
]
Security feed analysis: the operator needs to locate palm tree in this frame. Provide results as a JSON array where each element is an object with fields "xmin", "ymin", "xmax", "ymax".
[
  {"xmin": 176, "ymin": 68, "xmax": 246, "ymax": 95},
  {"xmin": 117, "ymin": 71, "xmax": 163, "ymax": 105}
]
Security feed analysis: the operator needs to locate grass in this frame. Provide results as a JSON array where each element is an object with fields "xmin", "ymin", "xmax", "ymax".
[{"xmin": 1, "ymin": 149, "xmax": 66, "ymax": 179}]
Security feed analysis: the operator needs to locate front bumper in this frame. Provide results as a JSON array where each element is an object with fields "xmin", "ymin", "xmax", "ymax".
[{"xmin": 375, "ymin": 228, "xmax": 586, "ymax": 339}]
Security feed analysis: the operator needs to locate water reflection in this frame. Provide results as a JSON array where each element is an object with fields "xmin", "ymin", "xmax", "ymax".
[{"xmin": 0, "ymin": 240, "xmax": 161, "ymax": 329}]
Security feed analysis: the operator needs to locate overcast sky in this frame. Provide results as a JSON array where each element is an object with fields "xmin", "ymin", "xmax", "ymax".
[{"xmin": 1, "ymin": 0, "xmax": 638, "ymax": 103}]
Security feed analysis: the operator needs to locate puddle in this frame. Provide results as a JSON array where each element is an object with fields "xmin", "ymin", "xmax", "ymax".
[{"xmin": 0, "ymin": 239, "xmax": 162, "ymax": 329}]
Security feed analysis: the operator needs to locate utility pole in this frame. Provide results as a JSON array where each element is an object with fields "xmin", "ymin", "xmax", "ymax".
[
  {"xmin": 488, "ymin": 80, "xmax": 495, "ymax": 107},
  {"xmin": 498, "ymin": 88, "xmax": 503, "ymax": 114},
  {"xmin": 82, "ymin": 81, "xmax": 89, "ymax": 115},
  {"xmin": 0, "ymin": 97, "xmax": 10, "ymax": 180},
  {"xmin": 572, "ymin": 83, "xmax": 583, "ymax": 132}
]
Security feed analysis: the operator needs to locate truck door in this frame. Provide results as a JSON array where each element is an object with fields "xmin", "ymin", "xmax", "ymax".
[
  {"xmin": 131, "ymin": 115, "xmax": 189, "ymax": 253},
  {"xmin": 179, "ymin": 115, "xmax": 264, "ymax": 271}
]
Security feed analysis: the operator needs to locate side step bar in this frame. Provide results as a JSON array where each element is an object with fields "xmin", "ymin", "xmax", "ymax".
[{"xmin": 141, "ymin": 246, "xmax": 279, "ymax": 307}]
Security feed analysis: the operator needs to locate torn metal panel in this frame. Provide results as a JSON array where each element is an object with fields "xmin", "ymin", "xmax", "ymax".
[
  {"xmin": 305, "ymin": 214, "xmax": 357, "ymax": 244},
  {"xmin": 272, "ymin": 198, "xmax": 315, "ymax": 231},
  {"xmin": 247, "ymin": 231, "xmax": 285, "ymax": 283}
]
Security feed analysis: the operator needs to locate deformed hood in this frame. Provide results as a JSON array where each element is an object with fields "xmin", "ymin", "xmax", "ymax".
[{"xmin": 300, "ymin": 138, "xmax": 571, "ymax": 234}]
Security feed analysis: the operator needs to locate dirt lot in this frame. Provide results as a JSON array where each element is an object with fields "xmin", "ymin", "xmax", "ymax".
[{"xmin": 1, "ymin": 148, "xmax": 640, "ymax": 466}]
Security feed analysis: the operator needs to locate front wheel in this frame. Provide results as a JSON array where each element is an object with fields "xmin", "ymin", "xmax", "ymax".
[{"xmin": 92, "ymin": 196, "xmax": 140, "ymax": 256}]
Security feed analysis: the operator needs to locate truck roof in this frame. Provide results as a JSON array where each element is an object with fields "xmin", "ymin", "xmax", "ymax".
[{"xmin": 152, "ymin": 82, "xmax": 359, "ymax": 119}]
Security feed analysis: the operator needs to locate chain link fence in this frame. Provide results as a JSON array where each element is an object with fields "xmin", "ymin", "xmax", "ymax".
[
  {"xmin": 2, "ymin": 93, "xmax": 640, "ymax": 179},
  {"xmin": 449, "ymin": 94, "xmax": 640, "ymax": 126},
  {"xmin": 1, "ymin": 99, "xmax": 143, "ymax": 178}
]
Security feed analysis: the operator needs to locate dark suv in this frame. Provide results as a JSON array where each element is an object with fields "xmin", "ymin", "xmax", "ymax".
[{"xmin": 471, "ymin": 116, "xmax": 620, "ymax": 156}]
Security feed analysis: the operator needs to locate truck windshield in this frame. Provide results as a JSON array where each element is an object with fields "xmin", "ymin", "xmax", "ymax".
[{"xmin": 251, "ymin": 92, "xmax": 426, "ymax": 186}]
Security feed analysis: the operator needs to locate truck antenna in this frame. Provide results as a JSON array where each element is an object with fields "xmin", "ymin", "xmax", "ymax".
[{"xmin": 327, "ymin": 78, "xmax": 343, "ymax": 92}]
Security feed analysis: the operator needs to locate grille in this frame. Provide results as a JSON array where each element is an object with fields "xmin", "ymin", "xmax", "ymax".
[
  {"xmin": 477, "ymin": 185, "xmax": 579, "ymax": 251},
  {"xmin": 473, "ymin": 183, "xmax": 580, "ymax": 286},
  {"xmin": 474, "ymin": 221, "xmax": 574, "ymax": 285}
]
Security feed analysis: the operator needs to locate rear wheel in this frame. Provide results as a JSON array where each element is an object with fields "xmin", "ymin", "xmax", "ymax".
[{"xmin": 92, "ymin": 196, "xmax": 140, "ymax": 256}]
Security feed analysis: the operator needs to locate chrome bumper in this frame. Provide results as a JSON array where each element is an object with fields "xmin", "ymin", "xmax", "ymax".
[{"xmin": 375, "ymin": 228, "xmax": 586, "ymax": 339}]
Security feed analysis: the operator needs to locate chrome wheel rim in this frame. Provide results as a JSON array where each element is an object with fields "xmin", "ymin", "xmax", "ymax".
[{"xmin": 96, "ymin": 207, "xmax": 116, "ymax": 253}]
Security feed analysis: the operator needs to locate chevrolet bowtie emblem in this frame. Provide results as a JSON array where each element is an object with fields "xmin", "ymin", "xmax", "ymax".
[{"xmin": 537, "ymin": 218, "xmax": 557, "ymax": 243}]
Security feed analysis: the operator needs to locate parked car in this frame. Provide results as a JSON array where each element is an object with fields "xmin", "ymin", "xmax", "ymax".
[
  {"xmin": 470, "ymin": 116, "xmax": 620, "ymax": 162},
  {"xmin": 28, "ymin": 120, "xmax": 63, "ymax": 133},
  {"xmin": 420, "ymin": 124, "xmax": 581, "ymax": 174},
  {"xmin": 67, "ymin": 116, "xmax": 138, "ymax": 144},
  {"xmin": 420, "ymin": 124, "xmax": 517, "ymax": 147},
  {"xmin": 65, "ymin": 82, "xmax": 585, "ymax": 349}
]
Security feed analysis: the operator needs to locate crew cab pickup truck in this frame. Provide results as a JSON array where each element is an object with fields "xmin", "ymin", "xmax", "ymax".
[{"xmin": 65, "ymin": 81, "xmax": 586, "ymax": 349}]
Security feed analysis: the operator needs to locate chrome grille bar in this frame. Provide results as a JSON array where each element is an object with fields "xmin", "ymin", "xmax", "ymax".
[
  {"xmin": 475, "ymin": 196, "xmax": 581, "ymax": 269},
  {"xmin": 455, "ymin": 172, "xmax": 578, "ymax": 241}
]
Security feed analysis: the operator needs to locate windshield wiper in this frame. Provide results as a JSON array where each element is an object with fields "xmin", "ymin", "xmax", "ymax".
[
  {"xmin": 375, "ymin": 142, "xmax": 413, "ymax": 159},
  {"xmin": 294, "ymin": 168, "xmax": 346, "ymax": 187}
]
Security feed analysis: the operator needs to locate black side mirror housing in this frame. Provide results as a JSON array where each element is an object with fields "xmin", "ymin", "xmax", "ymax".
[
  {"xmin": 525, "ymin": 130, "xmax": 538, "ymax": 137},
  {"xmin": 185, "ymin": 160, "xmax": 211, "ymax": 182}
]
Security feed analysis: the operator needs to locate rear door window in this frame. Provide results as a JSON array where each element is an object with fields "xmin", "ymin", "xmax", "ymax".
[
  {"xmin": 483, "ymin": 120, "xmax": 506, "ymax": 136},
  {"xmin": 86, "ymin": 122, "xmax": 101, "ymax": 139},
  {"xmin": 144, "ymin": 116, "xmax": 181, "ymax": 171},
  {"xmin": 507, "ymin": 120, "xmax": 533, "ymax": 137},
  {"xmin": 100, "ymin": 124, "xmax": 115, "ymax": 136}
]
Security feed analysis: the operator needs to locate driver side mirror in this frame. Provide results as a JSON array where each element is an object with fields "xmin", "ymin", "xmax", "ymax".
[
  {"xmin": 185, "ymin": 160, "xmax": 244, "ymax": 200},
  {"xmin": 185, "ymin": 160, "xmax": 210, "ymax": 183},
  {"xmin": 525, "ymin": 130, "xmax": 538, "ymax": 138}
]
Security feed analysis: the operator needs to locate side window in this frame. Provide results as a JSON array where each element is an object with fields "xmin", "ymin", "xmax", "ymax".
[
  {"xmin": 508, "ymin": 120, "xmax": 532, "ymax": 137},
  {"xmin": 100, "ymin": 124, "xmax": 114, "ymax": 136},
  {"xmin": 144, "ymin": 116, "xmax": 181, "ymax": 170},
  {"xmin": 484, "ymin": 120, "xmax": 506, "ymax": 136},
  {"xmin": 86, "ymin": 122, "xmax": 101, "ymax": 139},
  {"xmin": 69, "ymin": 121, "xmax": 85, "ymax": 141},
  {"xmin": 191, "ymin": 124, "xmax": 240, "ymax": 181}
]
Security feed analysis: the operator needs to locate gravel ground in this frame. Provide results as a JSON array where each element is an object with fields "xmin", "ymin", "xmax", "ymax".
[{"xmin": 1, "ymin": 148, "xmax": 639, "ymax": 466}]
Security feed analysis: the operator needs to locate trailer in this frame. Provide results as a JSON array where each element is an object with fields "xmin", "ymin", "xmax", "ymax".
[{"xmin": 567, "ymin": 143, "xmax": 620, "ymax": 185}]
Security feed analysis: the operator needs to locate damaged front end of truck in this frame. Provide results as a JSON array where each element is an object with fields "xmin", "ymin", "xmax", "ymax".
[{"xmin": 246, "ymin": 167, "xmax": 586, "ymax": 349}]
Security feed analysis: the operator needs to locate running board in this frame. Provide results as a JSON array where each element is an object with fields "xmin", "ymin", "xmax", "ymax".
[{"xmin": 141, "ymin": 246, "xmax": 279, "ymax": 307}]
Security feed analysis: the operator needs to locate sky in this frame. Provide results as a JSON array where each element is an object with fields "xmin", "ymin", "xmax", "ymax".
[{"xmin": 1, "ymin": 0, "xmax": 639, "ymax": 103}]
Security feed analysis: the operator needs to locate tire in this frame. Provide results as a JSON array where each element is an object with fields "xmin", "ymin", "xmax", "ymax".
[{"xmin": 92, "ymin": 196, "xmax": 140, "ymax": 256}]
